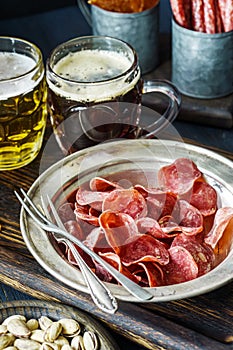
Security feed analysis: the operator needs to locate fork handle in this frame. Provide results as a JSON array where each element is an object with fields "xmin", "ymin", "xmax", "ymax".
[
  {"xmin": 50, "ymin": 224, "xmax": 153, "ymax": 301},
  {"xmin": 65, "ymin": 240, "xmax": 118, "ymax": 313}
]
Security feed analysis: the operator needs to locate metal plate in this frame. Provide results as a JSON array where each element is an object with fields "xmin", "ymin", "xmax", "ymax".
[{"xmin": 20, "ymin": 139, "xmax": 233, "ymax": 302}]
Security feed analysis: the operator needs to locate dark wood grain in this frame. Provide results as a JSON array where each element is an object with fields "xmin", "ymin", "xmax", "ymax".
[{"xmin": 1, "ymin": 128, "xmax": 233, "ymax": 349}]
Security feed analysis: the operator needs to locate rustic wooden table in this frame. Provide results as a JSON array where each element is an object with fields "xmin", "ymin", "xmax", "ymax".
[{"xmin": 0, "ymin": 3, "xmax": 233, "ymax": 349}]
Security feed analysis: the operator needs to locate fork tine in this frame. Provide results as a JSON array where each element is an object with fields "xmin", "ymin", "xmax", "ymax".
[
  {"xmin": 14, "ymin": 190, "xmax": 48, "ymax": 230},
  {"xmin": 19, "ymin": 188, "xmax": 51, "ymax": 225}
]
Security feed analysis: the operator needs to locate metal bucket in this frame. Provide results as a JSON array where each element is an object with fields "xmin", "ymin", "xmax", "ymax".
[
  {"xmin": 78, "ymin": 0, "xmax": 160, "ymax": 74},
  {"xmin": 172, "ymin": 18, "xmax": 233, "ymax": 99}
]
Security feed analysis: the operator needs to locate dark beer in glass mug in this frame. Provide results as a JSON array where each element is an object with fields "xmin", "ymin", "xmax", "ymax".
[{"xmin": 46, "ymin": 36, "xmax": 180, "ymax": 154}]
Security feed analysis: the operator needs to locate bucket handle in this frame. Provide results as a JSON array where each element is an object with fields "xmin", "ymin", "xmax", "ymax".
[{"xmin": 78, "ymin": 0, "xmax": 92, "ymax": 26}]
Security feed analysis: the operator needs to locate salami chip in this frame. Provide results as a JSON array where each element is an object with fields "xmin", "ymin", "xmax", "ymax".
[
  {"xmin": 136, "ymin": 216, "xmax": 168, "ymax": 238},
  {"xmin": 158, "ymin": 158, "xmax": 202, "ymax": 196},
  {"xmin": 137, "ymin": 262, "xmax": 164, "ymax": 287},
  {"xmin": 99, "ymin": 251, "xmax": 140, "ymax": 283},
  {"xmin": 120, "ymin": 234, "xmax": 170, "ymax": 266},
  {"xmin": 103, "ymin": 188, "xmax": 147, "ymax": 219},
  {"xmin": 190, "ymin": 181, "xmax": 217, "ymax": 216},
  {"xmin": 64, "ymin": 220, "xmax": 85, "ymax": 241},
  {"xmin": 178, "ymin": 200, "xmax": 203, "ymax": 235},
  {"xmin": 165, "ymin": 246, "xmax": 199, "ymax": 285},
  {"xmin": 76, "ymin": 188, "xmax": 109, "ymax": 211},
  {"xmin": 99, "ymin": 211, "xmax": 138, "ymax": 254},
  {"xmin": 171, "ymin": 233, "xmax": 215, "ymax": 276},
  {"xmin": 89, "ymin": 176, "xmax": 121, "ymax": 192},
  {"xmin": 204, "ymin": 207, "xmax": 233, "ymax": 249},
  {"xmin": 74, "ymin": 203, "xmax": 100, "ymax": 226}
]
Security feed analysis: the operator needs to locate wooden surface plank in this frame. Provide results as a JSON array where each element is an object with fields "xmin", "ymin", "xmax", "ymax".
[{"xmin": 0, "ymin": 245, "xmax": 231, "ymax": 350}]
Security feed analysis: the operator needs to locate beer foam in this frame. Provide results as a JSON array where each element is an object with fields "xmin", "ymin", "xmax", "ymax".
[
  {"xmin": 0, "ymin": 52, "xmax": 40, "ymax": 99},
  {"xmin": 49, "ymin": 49, "xmax": 140, "ymax": 102}
]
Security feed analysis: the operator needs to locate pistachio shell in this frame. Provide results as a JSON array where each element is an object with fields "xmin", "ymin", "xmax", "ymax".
[
  {"xmin": 58, "ymin": 319, "xmax": 81, "ymax": 337},
  {"xmin": 44, "ymin": 322, "xmax": 62, "ymax": 342},
  {"xmin": 31, "ymin": 329, "xmax": 45, "ymax": 343},
  {"xmin": 0, "ymin": 334, "xmax": 15, "ymax": 349},
  {"xmin": 3, "ymin": 347, "xmax": 18, "ymax": 350},
  {"xmin": 40, "ymin": 342, "xmax": 60, "ymax": 350},
  {"xmin": 61, "ymin": 345, "xmax": 73, "ymax": 350},
  {"xmin": 71, "ymin": 335, "xmax": 85, "ymax": 350},
  {"xmin": 7, "ymin": 318, "xmax": 31, "ymax": 338},
  {"xmin": 38, "ymin": 316, "xmax": 53, "ymax": 331},
  {"xmin": 83, "ymin": 331, "xmax": 99, "ymax": 350},
  {"xmin": 14, "ymin": 338, "xmax": 41, "ymax": 350},
  {"xmin": 0, "ymin": 325, "xmax": 7, "ymax": 335},
  {"xmin": 54, "ymin": 335, "xmax": 69, "ymax": 346},
  {"xmin": 2, "ymin": 315, "xmax": 26, "ymax": 326}
]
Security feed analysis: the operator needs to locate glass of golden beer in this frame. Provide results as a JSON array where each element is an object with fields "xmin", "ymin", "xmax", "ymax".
[
  {"xmin": 0, "ymin": 37, "xmax": 47, "ymax": 171},
  {"xmin": 46, "ymin": 36, "xmax": 181, "ymax": 154}
]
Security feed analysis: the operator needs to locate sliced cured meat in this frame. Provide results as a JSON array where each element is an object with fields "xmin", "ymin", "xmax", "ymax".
[
  {"xmin": 89, "ymin": 176, "xmax": 121, "ymax": 192},
  {"xmin": 171, "ymin": 233, "xmax": 215, "ymax": 276},
  {"xmin": 191, "ymin": 0, "xmax": 205, "ymax": 32},
  {"xmin": 99, "ymin": 251, "xmax": 139, "ymax": 284},
  {"xmin": 99, "ymin": 211, "xmax": 138, "ymax": 254},
  {"xmin": 84, "ymin": 227, "xmax": 111, "ymax": 253},
  {"xmin": 178, "ymin": 200, "xmax": 203, "ymax": 235},
  {"xmin": 147, "ymin": 192, "xmax": 177, "ymax": 220},
  {"xmin": 76, "ymin": 188, "xmax": 109, "ymax": 211},
  {"xmin": 137, "ymin": 262, "xmax": 164, "ymax": 287},
  {"xmin": 74, "ymin": 203, "xmax": 100, "ymax": 226},
  {"xmin": 103, "ymin": 188, "xmax": 147, "ymax": 219},
  {"xmin": 204, "ymin": 207, "xmax": 233, "ymax": 249},
  {"xmin": 165, "ymin": 246, "xmax": 199, "ymax": 285},
  {"xmin": 158, "ymin": 158, "xmax": 202, "ymax": 196},
  {"xmin": 203, "ymin": 0, "xmax": 216, "ymax": 33},
  {"xmin": 58, "ymin": 202, "xmax": 75, "ymax": 223},
  {"xmin": 190, "ymin": 181, "xmax": 217, "ymax": 216},
  {"xmin": 120, "ymin": 234, "xmax": 170, "ymax": 266},
  {"xmin": 136, "ymin": 217, "xmax": 168, "ymax": 239},
  {"xmin": 64, "ymin": 220, "xmax": 85, "ymax": 241},
  {"xmin": 170, "ymin": 0, "xmax": 192, "ymax": 28}
]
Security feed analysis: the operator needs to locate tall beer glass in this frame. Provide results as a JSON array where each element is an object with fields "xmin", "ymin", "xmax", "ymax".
[
  {"xmin": 0, "ymin": 37, "xmax": 47, "ymax": 170},
  {"xmin": 46, "ymin": 36, "xmax": 180, "ymax": 154}
]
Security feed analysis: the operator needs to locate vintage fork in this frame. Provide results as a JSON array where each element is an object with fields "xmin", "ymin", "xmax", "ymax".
[
  {"xmin": 42, "ymin": 195, "xmax": 118, "ymax": 314},
  {"xmin": 15, "ymin": 188, "xmax": 153, "ymax": 302}
]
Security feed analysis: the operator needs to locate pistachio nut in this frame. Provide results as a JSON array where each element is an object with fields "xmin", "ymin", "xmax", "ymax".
[
  {"xmin": 61, "ymin": 345, "xmax": 73, "ymax": 350},
  {"xmin": 83, "ymin": 331, "xmax": 99, "ymax": 350},
  {"xmin": 71, "ymin": 335, "xmax": 85, "ymax": 350},
  {"xmin": 0, "ymin": 333, "xmax": 15, "ymax": 349},
  {"xmin": 38, "ymin": 316, "xmax": 53, "ymax": 331},
  {"xmin": 0, "ymin": 325, "xmax": 7, "ymax": 335},
  {"xmin": 2, "ymin": 315, "xmax": 26, "ymax": 326},
  {"xmin": 31, "ymin": 329, "xmax": 45, "ymax": 343},
  {"xmin": 40, "ymin": 342, "xmax": 60, "ymax": 350},
  {"xmin": 27, "ymin": 318, "xmax": 39, "ymax": 331},
  {"xmin": 58, "ymin": 318, "xmax": 81, "ymax": 337},
  {"xmin": 54, "ymin": 335, "xmax": 69, "ymax": 347},
  {"xmin": 44, "ymin": 322, "xmax": 62, "ymax": 342},
  {"xmin": 7, "ymin": 318, "xmax": 31, "ymax": 338},
  {"xmin": 14, "ymin": 338, "xmax": 41, "ymax": 350}
]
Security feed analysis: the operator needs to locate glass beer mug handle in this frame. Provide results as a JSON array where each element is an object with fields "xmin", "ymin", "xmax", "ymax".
[
  {"xmin": 78, "ymin": 0, "xmax": 92, "ymax": 26},
  {"xmin": 142, "ymin": 79, "xmax": 181, "ymax": 138}
]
